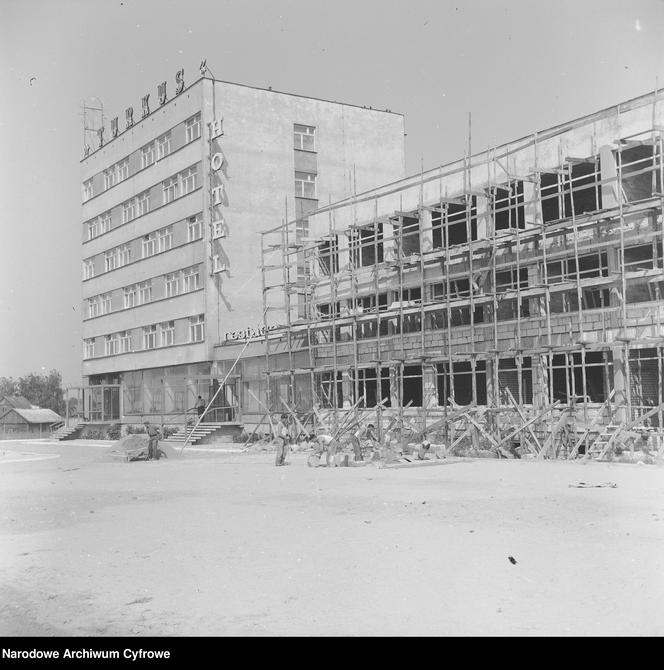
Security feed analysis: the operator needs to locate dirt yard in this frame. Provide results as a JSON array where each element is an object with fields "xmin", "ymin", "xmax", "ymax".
[{"xmin": 1, "ymin": 438, "xmax": 663, "ymax": 636}]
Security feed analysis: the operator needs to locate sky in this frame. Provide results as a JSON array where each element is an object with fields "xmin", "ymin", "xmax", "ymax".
[{"xmin": 1, "ymin": 0, "xmax": 663, "ymax": 387}]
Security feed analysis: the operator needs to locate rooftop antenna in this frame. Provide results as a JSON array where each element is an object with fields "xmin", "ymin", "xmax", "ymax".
[
  {"xmin": 200, "ymin": 58, "xmax": 216, "ymax": 79},
  {"xmin": 81, "ymin": 96, "xmax": 104, "ymax": 157}
]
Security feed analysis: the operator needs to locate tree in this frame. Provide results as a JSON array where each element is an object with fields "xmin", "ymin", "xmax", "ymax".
[
  {"xmin": 0, "ymin": 370, "xmax": 65, "ymax": 415},
  {"xmin": 0, "ymin": 377, "xmax": 18, "ymax": 397}
]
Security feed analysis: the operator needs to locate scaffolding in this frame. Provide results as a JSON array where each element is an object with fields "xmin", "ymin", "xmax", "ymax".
[{"xmin": 260, "ymin": 92, "xmax": 664, "ymax": 459}]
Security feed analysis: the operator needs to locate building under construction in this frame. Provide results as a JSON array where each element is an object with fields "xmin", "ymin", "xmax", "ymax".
[{"xmin": 258, "ymin": 89, "xmax": 664, "ymax": 458}]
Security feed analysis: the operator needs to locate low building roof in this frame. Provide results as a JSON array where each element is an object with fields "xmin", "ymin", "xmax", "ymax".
[
  {"xmin": 0, "ymin": 395, "xmax": 32, "ymax": 409},
  {"xmin": 0, "ymin": 408, "xmax": 63, "ymax": 424}
]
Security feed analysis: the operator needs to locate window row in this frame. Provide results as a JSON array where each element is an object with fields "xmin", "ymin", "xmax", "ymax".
[
  {"xmin": 163, "ymin": 165, "xmax": 199, "ymax": 203},
  {"xmin": 82, "ymin": 113, "xmax": 201, "ymax": 202},
  {"xmin": 84, "ymin": 164, "xmax": 201, "ymax": 242},
  {"xmin": 82, "ymin": 212, "xmax": 203, "ymax": 279},
  {"xmin": 314, "ymin": 146, "xmax": 664, "ymax": 268},
  {"xmin": 103, "ymin": 158, "xmax": 129, "ymax": 190},
  {"xmin": 86, "ymin": 265, "xmax": 201, "ymax": 318},
  {"xmin": 84, "ymin": 314, "xmax": 205, "ymax": 358},
  {"xmin": 315, "ymin": 353, "xmax": 612, "ymax": 409}
]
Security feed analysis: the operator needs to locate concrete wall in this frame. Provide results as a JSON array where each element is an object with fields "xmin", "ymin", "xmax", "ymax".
[{"xmin": 81, "ymin": 76, "xmax": 406, "ymax": 387}]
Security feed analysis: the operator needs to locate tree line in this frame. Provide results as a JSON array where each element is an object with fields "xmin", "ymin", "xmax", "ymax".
[{"xmin": 0, "ymin": 370, "xmax": 66, "ymax": 415}]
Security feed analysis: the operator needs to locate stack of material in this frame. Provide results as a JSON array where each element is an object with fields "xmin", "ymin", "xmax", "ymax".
[{"xmin": 108, "ymin": 435, "xmax": 177, "ymax": 462}]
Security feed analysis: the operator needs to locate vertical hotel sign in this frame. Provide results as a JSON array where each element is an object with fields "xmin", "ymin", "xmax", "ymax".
[{"xmin": 209, "ymin": 114, "xmax": 228, "ymax": 275}]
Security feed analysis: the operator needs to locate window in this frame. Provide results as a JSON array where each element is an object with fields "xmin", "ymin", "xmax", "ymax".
[
  {"xmin": 160, "ymin": 321, "xmax": 175, "ymax": 347},
  {"xmin": 83, "ymin": 259, "xmax": 95, "ymax": 280},
  {"xmin": 393, "ymin": 215, "xmax": 420, "ymax": 256},
  {"xmin": 138, "ymin": 281, "xmax": 152, "ymax": 305},
  {"xmin": 119, "ymin": 331, "xmax": 132, "ymax": 353},
  {"xmin": 351, "ymin": 223, "xmax": 383, "ymax": 267},
  {"xmin": 317, "ymin": 236, "xmax": 338, "ymax": 275},
  {"xmin": 123, "ymin": 285, "xmax": 137, "ymax": 309},
  {"xmin": 547, "ymin": 252, "xmax": 609, "ymax": 313},
  {"xmin": 157, "ymin": 226, "xmax": 173, "ymax": 252},
  {"xmin": 629, "ymin": 348, "xmax": 662, "ymax": 421},
  {"xmin": 118, "ymin": 245, "xmax": 131, "ymax": 267},
  {"xmin": 563, "ymin": 160, "xmax": 602, "ymax": 216},
  {"xmin": 82, "ymin": 179, "xmax": 93, "ymax": 201},
  {"xmin": 100, "ymin": 293, "xmax": 112, "ymax": 315},
  {"xmin": 105, "ymin": 334, "xmax": 119, "ymax": 356},
  {"xmin": 183, "ymin": 266, "xmax": 200, "ymax": 292},
  {"xmin": 122, "ymin": 198, "xmax": 137, "ymax": 223},
  {"xmin": 117, "ymin": 159, "xmax": 129, "ymax": 181},
  {"xmin": 427, "ymin": 285, "xmax": 484, "ymax": 329},
  {"xmin": 295, "ymin": 171, "xmax": 317, "ymax": 199},
  {"xmin": 550, "ymin": 352, "xmax": 611, "ymax": 404},
  {"xmin": 353, "ymin": 367, "xmax": 391, "ymax": 407},
  {"xmin": 185, "ymin": 114, "xmax": 201, "ymax": 142},
  {"xmin": 100, "ymin": 211, "xmax": 111, "ymax": 234},
  {"xmin": 187, "ymin": 213, "xmax": 203, "ymax": 241},
  {"xmin": 625, "ymin": 243, "xmax": 664, "ymax": 303},
  {"xmin": 166, "ymin": 271, "xmax": 182, "ymax": 297},
  {"xmin": 163, "ymin": 175, "xmax": 178, "ymax": 204},
  {"xmin": 620, "ymin": 144, "xmax": 662, "ymax": 202},
  {"xmin": 104, "ymin": 165, "xmax": 118, "ymax": 190},
  {"xmin": 142, "ymin": 233, "xmax": 157, "ymax": 258},
  {"xmin": 181, "ymin": 166, "xmax": 198, "ymax": 195},
  {"xmin": 157, "ymin": 133, "xmax": 171, "ymax": 160},
  {"xmin": 493, "ymin": 181, "xmax": 525, "ymax": 230},
  {"xmin": 294, "ymin": 124, "xmax": 315, "ymax": 151},
  {"xmin": 143, "ymin": 324, "xmax": 157, "ymax": 350},
  {"xmin": 316, "ymin": 371, "xmax": 343, "ymax": 408},
  {"xmin": 105, "ymin": 249, "xmax": 118, "ymax": 272},
  {"xmin": 137, "ymin": 191, "xmax": 150, "ymax": 216},
  {"xmin": 87, "ymin": 218, "xmax": 100, "ymax": 241},
  {"xmin": 189, "ymin": 314, "xmax": 205, "ymax": 342},
  {"xmin": 431, "ymin": 199, "xmax": 478, "ymax": 248},
  {"xmin": 84, "ymin": 338, "xmax": 95, "ymax": 359},
  {"xmin": 495, "ymin": 268, "xmax": 530, "ymax": 321},
  {"xmin": 498, "ymin": 357, "xmax": 533, "ymax": 405},
  {"xmin": 88, "ymin": 296, "xmax": 100, "ymax": 319},
  {"xmin": 141, "ymin": 142, "xmax": 155, "ymax": 168},
  {"xmin": 437, "ymin": 360, "xmax": 487, "ymax": 406},
  {"xmin": 401, "ymin": 365, "xmax": 423, "ymax": 407}
]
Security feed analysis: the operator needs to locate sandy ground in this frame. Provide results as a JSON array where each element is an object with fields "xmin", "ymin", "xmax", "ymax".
[{"xmin": 0, "ymin": 438, "xmax": 663, "ymax": 637}]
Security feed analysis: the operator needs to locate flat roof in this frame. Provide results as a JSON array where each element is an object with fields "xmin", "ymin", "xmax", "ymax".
[
  {"xmin": 285, "ymin": 87, "xmax": 664, "ymax": 223},
  {"xmin": 81, "ymin": 75, "xmax": 402, "ymax": 162}
]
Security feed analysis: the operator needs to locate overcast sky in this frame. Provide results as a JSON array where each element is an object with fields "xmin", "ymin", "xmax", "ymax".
[{"xmin": 1, "ymin": 0, "xmax": 663, "ymax": 386}]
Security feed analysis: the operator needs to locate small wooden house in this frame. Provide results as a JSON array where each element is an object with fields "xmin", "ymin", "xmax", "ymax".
[{"xmin": 0, "ymin": 407, "xmax": 63, "ymax": 437}]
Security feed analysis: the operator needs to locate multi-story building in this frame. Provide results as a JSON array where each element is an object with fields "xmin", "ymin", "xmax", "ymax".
[
  {"xmin": 79, "ymin": 71, "xmax": 405, "ymax": 424},
  {"xmin": 261, "ymin": 89, "xmax": 664, "ymax": 443}
]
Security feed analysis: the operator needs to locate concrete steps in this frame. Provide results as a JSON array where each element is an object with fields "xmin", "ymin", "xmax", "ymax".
[
  {"xmin": 162, "ymin": 422, "xmax": 239, "ymax": 446},
  {"xmin": 52, "ymin": 423, "xmax": 88, "ymax": 441}
]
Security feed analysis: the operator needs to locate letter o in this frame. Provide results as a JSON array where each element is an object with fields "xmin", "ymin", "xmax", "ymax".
[{"xmin": 211, "ymin": 152, "xmax": 225, "ymax": 171}]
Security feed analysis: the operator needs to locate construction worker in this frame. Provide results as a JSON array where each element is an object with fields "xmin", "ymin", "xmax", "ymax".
[
  {"xmin": 353, "ymin": 422, "xmax": 378, "ymax": 460},
  {"xmin": 274, "ymin": 413, "xmax": 290, "ymax": 466},
  {"xmin": 195, "ymin": 396, "xmax": 206, "ymax": 420},
  {"xmin": 144, "ymin": 421, "xmax": 162, "ymax": 461},
  {"xmin": 316, "ymin": 433, "xmax": 339, "ymax": 467}
]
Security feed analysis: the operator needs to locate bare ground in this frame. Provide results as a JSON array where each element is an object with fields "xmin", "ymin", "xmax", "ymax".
[{"xmin": 1, "ymin": 438, "xmax": 663, "ymax": 637}]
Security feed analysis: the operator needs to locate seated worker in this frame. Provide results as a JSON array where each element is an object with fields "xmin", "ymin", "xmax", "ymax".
[
  {"xmin": 416, "ymin": 438, "xmax": 432, "ymax": 460},
  {"xmin": 316, "ymin": 433, "xmax": 340, "ymax": 467}
]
